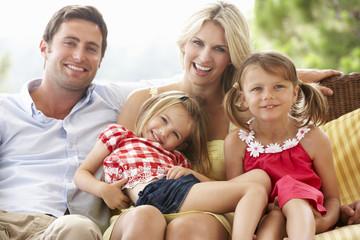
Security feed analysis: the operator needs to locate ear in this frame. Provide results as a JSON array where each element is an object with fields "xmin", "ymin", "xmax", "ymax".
[
  {"xmin": 292, "ymin": 85, "xmax": 300, "ymax": 104},
  {"xmin": 176, "ymin": 142, "xmax": 188, "ymax": 151},
  {"xmin": 39, "ymin": 40, "xmax": 48, "ymax": 60},
  {"xmin": 240, "ymin": 91, "xmax": 249, "ymax": 109},
  {"xmin": 98, "ymin": 58, "xmax": 103, "ymax": 68}
]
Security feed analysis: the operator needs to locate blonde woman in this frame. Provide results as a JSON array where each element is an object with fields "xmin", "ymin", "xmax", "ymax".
[{"xmin": 110, "ymin": 1, "xmax": 342, "ymax": 240}]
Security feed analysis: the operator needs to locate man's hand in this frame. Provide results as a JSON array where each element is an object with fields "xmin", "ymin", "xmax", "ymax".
[{"xmin": 339, "ymin": 200, "xmax": 360, "ymax": 226}]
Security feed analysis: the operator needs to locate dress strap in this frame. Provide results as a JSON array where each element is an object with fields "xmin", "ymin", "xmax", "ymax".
[{"xmin": 149, "ymin": 86, "xmax": 158, "ymax": 97}]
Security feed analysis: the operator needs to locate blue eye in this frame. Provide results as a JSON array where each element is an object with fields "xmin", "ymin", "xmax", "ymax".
[
  {"xmin": 275, "ymin": 85, "xmax": 284, "ymax": 89},
  {"xmin": 215, "ymin": 46, "xmax": 225, "ymax": 52},
  {"xmin": 193, "ymin": 39, "xmax": 203, "ymax": 46},
  {"xmin": 87, "ymin": 47, "xmax": 96, "ymax": 52}
]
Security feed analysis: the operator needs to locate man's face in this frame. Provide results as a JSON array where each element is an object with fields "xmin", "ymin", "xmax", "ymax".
[{"xmin": 40, "ymin": 19, "xmax": 103, "ymax": 92}]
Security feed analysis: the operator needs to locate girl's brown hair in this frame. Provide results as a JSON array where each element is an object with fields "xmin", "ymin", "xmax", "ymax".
[{"xmin": 224, "ymin": 51, "xmax": 328, "ymax": 129}]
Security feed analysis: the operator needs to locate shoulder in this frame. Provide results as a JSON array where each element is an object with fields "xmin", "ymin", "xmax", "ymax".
[
  {"xmin": 225, "ymin": 128, "xmax": 247, "ymax": 149},
  {"xmin": 301, "ymin": 126, "xmax": 331, "ymax": 157}
]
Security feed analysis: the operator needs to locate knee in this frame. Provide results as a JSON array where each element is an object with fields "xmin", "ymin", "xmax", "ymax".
[
  {"xmin": 45, "ymin": 215, "xmax": 101, "ymax": 240},
  {"xmin": 252, "ymin": 169, "xmax": 272, "ymax": 194},
  {"xmin": 113, "ymin": 206, "xmax": 166, "ymax": 240},
  {"xmin": 248, "ymin": 182, "xmax": 270, "ymax": 204},
  {"xmin": 167, "ymin": 217, "xmax": 197, "ymax": 239},
  {"xmin": 127, "ymin": 205, "xmax": 166, "ymax": 229}
]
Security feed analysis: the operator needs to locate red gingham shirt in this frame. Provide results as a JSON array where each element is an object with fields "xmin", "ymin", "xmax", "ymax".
[{"xmin": 99, "ymin": 124, "xmax": 191, "ymax": 189}]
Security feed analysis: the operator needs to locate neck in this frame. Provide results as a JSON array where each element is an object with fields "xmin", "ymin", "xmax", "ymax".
[
  {"xmin": 178, "ymin": 78, "xmax": 224, "ymax": 106},
  {"xmin": 30, "ymin": 81, "xmax": 87, "ymax": 120},
  {"xmin": 251, "ymin": 116, "xmax": 296, "ymax": 143}
]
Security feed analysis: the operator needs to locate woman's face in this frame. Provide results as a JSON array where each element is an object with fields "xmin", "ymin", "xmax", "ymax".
[{"xmin": 183, "ymin": 21, "xmax": 231, "ymax": 88}]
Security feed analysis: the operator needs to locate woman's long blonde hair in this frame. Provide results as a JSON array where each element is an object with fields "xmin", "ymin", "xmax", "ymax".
[
  {"xmin": 134, "ymin": 91, "xmax": 211, "ymax": 174},
  {"xmin": 177, "ymin": 1, "xmax": 252, "ymax": 94}
]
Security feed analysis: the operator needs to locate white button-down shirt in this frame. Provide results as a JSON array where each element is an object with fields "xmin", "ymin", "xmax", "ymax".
[{"xmin": 0, "ymin": 79, "xmax": 141, "ymax": 232}]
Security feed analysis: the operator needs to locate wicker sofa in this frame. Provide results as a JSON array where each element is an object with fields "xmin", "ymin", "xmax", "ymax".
[{"xmin": 314, "ymin": 72, "xmax": 360, "ymax": 239}]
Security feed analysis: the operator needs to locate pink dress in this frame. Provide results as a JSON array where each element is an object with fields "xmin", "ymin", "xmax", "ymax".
[{"xmin": 238, "ymin": 125, "xmax": 326, "ymax": 214}]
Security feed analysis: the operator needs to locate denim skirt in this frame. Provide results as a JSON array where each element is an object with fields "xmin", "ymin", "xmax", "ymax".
[{"xmin": 134, "ymin": 174, "xmax": 200, "ymax": 214}]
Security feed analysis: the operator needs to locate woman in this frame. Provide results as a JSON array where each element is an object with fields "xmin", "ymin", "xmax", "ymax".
[{"xmin": 106, "ymin": 1, "xmax": 342, "ymax": 239}]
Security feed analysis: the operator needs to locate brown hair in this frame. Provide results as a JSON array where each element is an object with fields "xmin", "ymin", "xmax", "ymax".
[
  {"xmin": 224, "ymin": 51, "xmax": 328, "ymax": 129},
  {"xmin": 43, "ymin": 5, "xmax": 108, "ymax": 58}
]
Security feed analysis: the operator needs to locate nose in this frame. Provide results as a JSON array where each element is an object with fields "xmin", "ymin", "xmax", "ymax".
[
  {"xmin": 199, "ymin": 47, "xmax": 212, "ymax": 63},
  {"xmin": 160, "ymin": 127, "xmax": 170, "ymax": 139},
  {"xmin": 72, "ymin": 48, "xmax": 86, "ymax": 62},
  {"xmin": 263, "ymin": 89, "xmax": 274, "ymax": 100}
]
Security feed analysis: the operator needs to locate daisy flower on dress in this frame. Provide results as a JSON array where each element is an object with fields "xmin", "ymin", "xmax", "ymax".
[
  {"xmin": 265, "ymin": 143, "xmax": 282, "ymax": 153},
  {"xmin": 247, "ymin": 141, "xmax": 264, "ymax": 157},
  {"xmin": 156, "ymin": 167, "xmax": 166, "ymax": 179},
  {"xmin": 238, "ymin": 129, "xmax": 255, "ymax": 144},
  {"xmin": 296, "ymin": 127, "xmax": 310, "ymax": 140},
  {"xmin": 283, "ymin": 138, "xmax": 299, "ymax": 150}
]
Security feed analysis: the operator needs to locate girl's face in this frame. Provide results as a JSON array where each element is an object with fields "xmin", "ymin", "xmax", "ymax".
[
  {"xmin": 183, "ymin": 21, "xmax": 231, "ymax": 88},
  {"xmin": 142, "ymin": 104, "xmax": 194, "ymax": 151},
  {"xmin": 241, "ymin": 66, "xmax": 299, "ymax": 122}
]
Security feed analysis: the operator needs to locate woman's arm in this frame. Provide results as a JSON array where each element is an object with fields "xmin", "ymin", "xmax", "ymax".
[
  {"xmin": 297, "ymin": 69, "xmax": 342, "ymax": 96},
  {"xmin": 224, "ymin": 129, "xmax": 246, "ymax": 180},
  {"xmin": 117, "ymin": 89, "xmax": 151, "ymax": 131},
  {"xmin": 74, "ymin": 140, "xmax": 131, "ymax": 209}
]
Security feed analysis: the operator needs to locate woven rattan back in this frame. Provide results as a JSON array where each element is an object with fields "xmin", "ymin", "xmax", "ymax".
[{"xmin": 319, "ymin": 72, "xmax": 360, "ymax": 122}]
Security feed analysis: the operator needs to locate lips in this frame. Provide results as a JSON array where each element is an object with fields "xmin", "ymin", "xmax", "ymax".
[
  {"xmin": 66, "ymin": 64, "xmax": 87, "ymax": 72},
  {"xmin": 151, "ymin": 131, "xmax": 163, "ymax": 144},
  {"xmin": 193, "ymin": 63, "xmax": 212, "ymax": 72},
  {"xmin": 262, "ymin": 105, "xmax": 277, "ymax": 109}
]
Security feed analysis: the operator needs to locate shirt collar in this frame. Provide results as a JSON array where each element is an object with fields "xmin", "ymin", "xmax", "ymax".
[{"xmin": 19, "ymin": 79, "xmax": 96, "ymax": 120}]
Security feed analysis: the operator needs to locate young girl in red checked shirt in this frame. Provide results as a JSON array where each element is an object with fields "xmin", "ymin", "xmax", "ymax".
[{"xmin": 75, "ymin": 91, "xmax": 271, "ymax": 240}]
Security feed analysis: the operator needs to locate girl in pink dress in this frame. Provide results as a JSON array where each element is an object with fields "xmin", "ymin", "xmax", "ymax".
[
  {"xmin": 75, "ymin": 91, "xmax": 271, "ymax": 240},
  {"xmin": 224, "ymin": 51, "xmax": 340, "ymax": 240}
]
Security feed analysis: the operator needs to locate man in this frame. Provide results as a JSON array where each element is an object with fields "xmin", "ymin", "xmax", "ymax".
[{"xmin": 0, "ymin": 5, "xmax": 137, "ymax": 239}]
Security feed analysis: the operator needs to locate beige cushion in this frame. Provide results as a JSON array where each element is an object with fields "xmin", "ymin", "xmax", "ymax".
[{"xmin": 315, "ymin": 108, "xmax": 360, "ymax": 239}]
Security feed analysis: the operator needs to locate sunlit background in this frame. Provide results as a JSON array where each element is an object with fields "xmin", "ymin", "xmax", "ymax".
[{"xmin": 0, "ymin": 0, "xmax": 255, "ymax": 93}]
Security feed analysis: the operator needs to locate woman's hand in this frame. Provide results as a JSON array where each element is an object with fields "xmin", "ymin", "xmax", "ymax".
[{"xmin": 297, "ymin": 69, "xmax": 342, "ymax": 96}]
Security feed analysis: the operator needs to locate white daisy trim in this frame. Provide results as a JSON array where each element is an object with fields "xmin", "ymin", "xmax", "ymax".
[{"xmin": 238, "ymin": 127, "xmax": 310, "ymax": 157}]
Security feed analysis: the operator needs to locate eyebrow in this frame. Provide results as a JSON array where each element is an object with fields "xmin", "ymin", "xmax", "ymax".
[{"xmin": 64, "ymin": 36, "xmax": 101, "ymax": 49}]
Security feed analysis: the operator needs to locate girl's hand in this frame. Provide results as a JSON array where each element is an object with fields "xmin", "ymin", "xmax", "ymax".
[
  {"xmin": 100, "ymin": 178, "xmax": 131, "ymax": 210},
  {"xmin": 166, "ymin": 166, "xmax": 192, "ymax": 179}
]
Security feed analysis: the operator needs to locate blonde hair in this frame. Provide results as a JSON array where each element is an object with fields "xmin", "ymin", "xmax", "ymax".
[
  {"xmin": 177, "ymin": 1, "xmax": 252, "ymax": 94},
  {"xmin": 224, "ymin": 51, "xmax": 328, "ymax": 129},
  {"xmin": 134, "ymin": 91, "xmax": 210, "ymax": 174}
]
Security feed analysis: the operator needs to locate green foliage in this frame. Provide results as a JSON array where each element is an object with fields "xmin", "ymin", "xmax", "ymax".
[
  {"xmin": 253, "ymin": 0, "xmax": 360, "ymax": 73},
  {"xmin": 0, "ymin": 52, "xmax": 12, "ymax": 92}
]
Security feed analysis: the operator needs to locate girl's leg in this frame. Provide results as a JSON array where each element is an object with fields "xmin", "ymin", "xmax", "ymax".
[
  {"xmin": 256, "ymin": 208, "xmax": 287, "ymax": 240},
  {"xmin": 166, "ymin": 213, "xmax": 229, "ymax": 240},
  {"xmin": 179, "ymin": 170, "xmax": 270, "ymax": 240},
  {"xmin": 282, "ymin": 198, "xmax": 315, "ymax": 240},
  {"xmin": 110, "ymin": 205, "xmax": 166, "ymax": 240}
]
